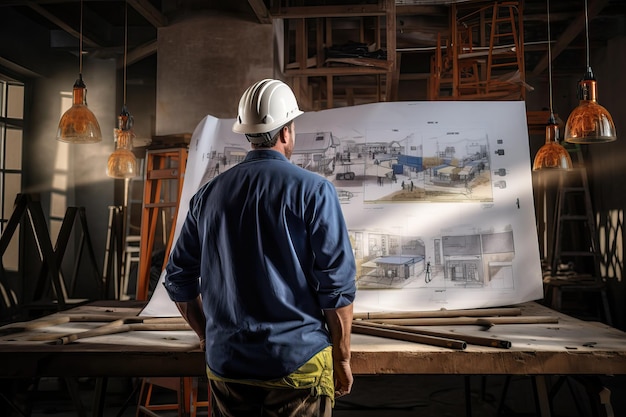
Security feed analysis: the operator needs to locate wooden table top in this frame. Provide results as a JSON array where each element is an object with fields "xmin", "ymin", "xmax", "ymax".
[{"xmin": 1, "ymin": 300, "xmax": 625, "ymax": 378}]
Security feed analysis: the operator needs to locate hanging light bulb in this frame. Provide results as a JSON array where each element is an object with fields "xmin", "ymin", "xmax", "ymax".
[
  {"xmin": 56, "ymin": 0, "xmax": 102, "ymax": 144},
  {"xmin": 107, "ymin": 105, "xmax": 137, "ymax": 178},
  {"xmin": 564, "ymin": 0, "xmax": 617, "ymax": 144},
  {"xmin": 533, "ymin": 0, "xmax": 572, "ymax": 171},
  {"xmin": 533, "ymin": 114, "xmax": 573, "ymax": 171},
  {"xmin": 107, "ymin": 0, "xmax": 137, "ymax": 179}
]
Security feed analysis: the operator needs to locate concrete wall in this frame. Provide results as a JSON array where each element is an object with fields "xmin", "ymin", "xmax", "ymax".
[{"xmin": 156, "ymin": 11, "xmax": 275, "ymax": 135}]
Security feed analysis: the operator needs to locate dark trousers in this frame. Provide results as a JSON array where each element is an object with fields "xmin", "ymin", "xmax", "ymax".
[{"xmin": 209, "ymin": 379, "xmax": 332, "ymax": 417}]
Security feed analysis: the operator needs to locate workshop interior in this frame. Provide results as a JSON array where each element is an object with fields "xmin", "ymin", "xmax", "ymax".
[{"xmin": 0, "ymin": 1, "xmax": 626, "ymax": 416}]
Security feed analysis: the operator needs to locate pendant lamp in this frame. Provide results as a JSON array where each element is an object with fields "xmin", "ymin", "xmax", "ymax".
[
  {"xmin": 57, "ymin": 0, "xmax": 102, "ymax": 144},
  {"xmin": 107, "ymin": 0, "xmax": 138, "ymax": 179},
  {"xmin": 564, "ymin": 0, "xmax": 617, "ymax": 144},
  {"xmin": 533, "ymin": 0, "xmax": 573, "ymax": 171}
]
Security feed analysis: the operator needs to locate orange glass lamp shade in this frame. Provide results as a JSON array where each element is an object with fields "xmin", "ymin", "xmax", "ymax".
[
  {"xmin": 57, "ymin": 74, "xmax": 103, "ymax": 144},
  {"xmin": 106, "ymin": 105, "xmax": 137, "ymax": 179},
  {"xmin": 533, "ymin": 116, "xmax": 573, "ymax": 171},
  {"xmin": 564, "ymin": 69, "xmax": 617, "ymax": 144}
]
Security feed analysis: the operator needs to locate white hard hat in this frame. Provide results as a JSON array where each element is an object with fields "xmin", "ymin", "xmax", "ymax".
[{"xmin": 232, "ymin": 79, "xmax": 303, "ymax": 141}]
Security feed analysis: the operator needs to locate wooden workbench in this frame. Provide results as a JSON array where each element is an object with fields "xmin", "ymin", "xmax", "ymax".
[
  {"xmin": 1, "ymin": 300, "xmax": 624, "ymax": 378},
  {"xmin": 0, "ymin": 300, "xmax": 625, "ymax": 416}
]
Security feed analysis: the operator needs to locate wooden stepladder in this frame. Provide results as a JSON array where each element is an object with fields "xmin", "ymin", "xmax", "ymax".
[
  {"xmin": 136, "ymin": 146, "xmax": 188, "ymax": 301},
  {"xmin": 0, "ymin": 194, "xmax": 100, "ymax": 313},
  {"xmin": 545, "ymin": 146, "xmax": 612, "ymax": 325}
]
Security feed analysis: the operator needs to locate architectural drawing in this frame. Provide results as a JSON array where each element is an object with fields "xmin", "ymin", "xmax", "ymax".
[
  {"xmin": 143, "ymin": 100, "xmax": 544, "ymax": 316},
  {"xmin": 352, "ymin": 227, "xmax": 514, "ymax": 292}
]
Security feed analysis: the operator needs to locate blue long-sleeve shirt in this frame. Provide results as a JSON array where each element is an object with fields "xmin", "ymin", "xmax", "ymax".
[{"xmin": 164, "ymin": 149, "xmax": 356, "ymax": 380}]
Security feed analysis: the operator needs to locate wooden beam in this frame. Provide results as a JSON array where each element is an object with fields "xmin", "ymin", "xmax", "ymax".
[
  {"xmin": 396, "ymin": 4, "xmax": 447, "ymax": 16},
  {"xmin": 271, "ymin": 4, "xmax": 386, "ymax": 19},
  {"xmin": 532, "ymin": 0, "xmax": 610, "ymax": 76},
  {"xmin": 117, "ymin": 40, "xmax": 157, "ymax": 69},
  {"xmin": 248, "ymin": 0, "xmax": 272, "ymax": 24},
  {"xmin": 27, "ymin": 1, "xmax": 100, "ymax": 48},
  {"xmin": 128, "ymin": 0, "xmax": 168, "ymax": 28},
  {"xmin": 385, "ymin": 0, "xmax": 396, "ymax": 102}
]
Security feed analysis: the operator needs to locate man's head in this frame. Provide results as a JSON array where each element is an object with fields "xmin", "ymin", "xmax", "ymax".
[{"xmin": 232, "ymin": 79, "xmax": 303, "ymax": 156}]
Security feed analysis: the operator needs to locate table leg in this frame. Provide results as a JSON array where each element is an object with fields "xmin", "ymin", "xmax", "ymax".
[
  {"xmin": 532, "ymin": 376, "xmax": 552, "ymax": 417},
  {"xmin": 93, "ymin": 377, "xmax": 108, "ymax": 417}
]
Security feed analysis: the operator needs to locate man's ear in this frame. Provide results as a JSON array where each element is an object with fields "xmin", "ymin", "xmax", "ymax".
[{"xmin": 279, "ymin": 125, "xmax": 289, "ymax": 143}]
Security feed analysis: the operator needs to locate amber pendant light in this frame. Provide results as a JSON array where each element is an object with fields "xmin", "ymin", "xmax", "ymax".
[
  {"xmin": 564, "ymin": 0, "xmax": 617, "ymax": 144},
  {"xmin": 107, "ymin": 105, "xmax": 137, "ymax": 178},
  {"xmin": 56, "ymin": 0, "xmax": 102, "ymax": 144},
  {"xmin": 533, "ymin": 0, "xmax": 572, "ymax": 171},
  {"xmin": 107, "ymin": 0, "xmax": 138, "ymax": 179}
]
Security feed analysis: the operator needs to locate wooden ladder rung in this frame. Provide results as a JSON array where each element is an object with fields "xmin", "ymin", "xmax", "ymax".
[
  {"xmin": 148, "ymin": 169, "xmax": 181, "ymax": 180},
  {"xmin": 144, "ymin": 202, "xmax": 179, "ymax": 209}
]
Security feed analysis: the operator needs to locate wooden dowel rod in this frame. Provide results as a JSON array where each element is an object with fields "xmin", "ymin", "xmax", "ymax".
[
  {"xmin": 60, "ymin": 315, "xmax": 187, "ymax": 324},
  {"xmin": 353, "ymin": 307, "xmax": 522, "ymax": 320},
  {"xmin": 126, "ymin": 323, "xmax": 190, "ymax": 331},
  {"xmin": 52, "ymin": 319, "xmax": 129, "ymax": 345},
  {"xmin": 352, "ymin": 323, "xmax": 467, "ymax": 350},
  {"xmin": 361, "ymin": 316, "xmax": 559, "ymax": 326},
  {"xmin": 355, "ymin": 320, "xmax": 512, "ymax": 349},
  {"xmin": 29, "ymin": 322, "xmax": 191, "ymax": 342},
  {"xmin": 0, "ymin": 316, "xmax": 71, "ymax": 336}
]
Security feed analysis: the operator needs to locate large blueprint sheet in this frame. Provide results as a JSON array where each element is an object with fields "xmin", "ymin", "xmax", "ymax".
[{"xmin": 143, "ymin": 101, "xmax": 542, "ymax": 315}]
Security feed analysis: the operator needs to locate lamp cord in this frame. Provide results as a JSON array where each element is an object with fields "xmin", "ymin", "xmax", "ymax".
[
  {"xmin": 584, "ymin": 0, "xmax": 590, "ymax": 69},
  {"xmin": 547, "ymin": 0, "xmax": 554, "ymax": 117},
  {"xmin": 123, "ymin": 0, "xmax": 128, "ymax": 105},
  {"xmin": 79, "ymin": 0, "xmax": 83, "ymax": 75}
]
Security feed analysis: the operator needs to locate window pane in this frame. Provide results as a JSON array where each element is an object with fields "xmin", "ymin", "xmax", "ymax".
[
  {"xmin": 0, "ymin": 81, "xmax": 5, "ymax": 117},
  {"xmin": 5, "ymin": 128, "xmax": 22, "ymax": 170},
  {"xmin": 0, "ymin": 125, "xmax": 4, "ymax": 170},
  {"xmin": 2, "ymin": 224, "xmax": 19, "ymax": 271},
  {"xmin": 2, "ymin": 173, "xmax": 20, "ymax": 271},
  {"xmin": 3, "ymin": 173, "xmax": 21, "ymax": 219},
  {"xmin": 7, "ymin": 84, "xmax": 24, "ymax": 119}
]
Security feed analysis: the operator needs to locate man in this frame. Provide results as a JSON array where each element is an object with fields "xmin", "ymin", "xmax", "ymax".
[{"xmin": 164, "ymin": 78, "xmax": 357, "ymax": 417}]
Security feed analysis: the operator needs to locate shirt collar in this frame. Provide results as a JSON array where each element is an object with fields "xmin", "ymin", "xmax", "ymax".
[{"xmin": 245, "ymin": 149, "xmax": 289, "ymax": 163}]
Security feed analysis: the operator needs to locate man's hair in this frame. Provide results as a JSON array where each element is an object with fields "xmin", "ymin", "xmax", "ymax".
[{"xmin": 250, "ymin": 122, "xmax": 293, "ymax": 149}]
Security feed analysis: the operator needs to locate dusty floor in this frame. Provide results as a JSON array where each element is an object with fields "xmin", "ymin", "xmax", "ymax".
[{"xmin": 2, "ymin": 373, "xmax": 624, "ymax": 417}]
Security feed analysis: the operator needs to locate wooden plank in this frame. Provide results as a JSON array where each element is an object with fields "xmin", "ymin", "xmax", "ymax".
[
  {"xmin": 353, "ymin": 320, "xmax": 512, "ymax": 349},
  {"xmin": 247, "ymin": 0, "xmax": 272, "ymax": 24},
  {"xmin": 354, "ymin": 306, "xmax": 522, "ymax": 320},
  {"xmin": 270, "ymin": 4, "xmax": 386, "ymax": 19},
  {"xmin": 352, "ymin": 323, "xmax": 467, "ymax": 350},
  {"xmin": 285, "ymin": 67, "xmax": 389, "ymax": 77},
  {"xmin": 385, "ymin": 0, "xmax": 396, "ymax": 102}
]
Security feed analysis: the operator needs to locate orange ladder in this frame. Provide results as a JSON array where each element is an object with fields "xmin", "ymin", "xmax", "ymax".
[
  {"xmin": 485, "ymin": 1, "xmax": 525, "ymax": 97},
  {"xmin": 136, "ymin": 146, "xmax": 188, "ymax": 301}
]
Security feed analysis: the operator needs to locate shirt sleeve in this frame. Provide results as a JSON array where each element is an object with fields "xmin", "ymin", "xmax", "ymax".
[
  {"xmin": 308, "ymin": 180, "xmax": 357, "ymax": 310},
  {"xmin": 163, "ymin": 198, "xmax": 202, "ymax": 302}
]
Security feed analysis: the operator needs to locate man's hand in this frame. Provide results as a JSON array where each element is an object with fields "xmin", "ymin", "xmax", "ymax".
[
  {"xmin": 175, "ymin": 297, "xmax": 206, "ymax": 350},
  {"xmin": 333, "ymin": 358, "xmax": 353, "ymax": 397},
  {"xmin": 324, "ymin": 303, "xmax": 354, "ymax": 397}
]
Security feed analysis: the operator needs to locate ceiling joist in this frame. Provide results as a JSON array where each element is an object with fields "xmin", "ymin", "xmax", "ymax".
[{"xmin": 532, "ymin": 0, "xmax": 610, "ymax": 76}]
